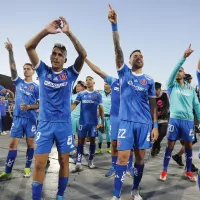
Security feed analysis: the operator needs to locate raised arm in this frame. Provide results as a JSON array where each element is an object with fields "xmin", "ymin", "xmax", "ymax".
[
  {"xmin": 5, "ymin": 39, "xmax": 18, "ymax": 80},
  {"xmin": 85, "ymin": 58, "xmax": 106, "ymax": 80},
  {"xmin": 108, "ymin": 4, "xmax": 124, "ymax": 69},
  {"xmin": 59, "ymin": 17, "xmax": 87, "ymax": 72},
  {"xmin": 167, "ymin": 45, "xmax": 194, "ymax": 88},
  {"xmin": 25, "ymin": 20, "xmax": 61, "ymax": 67}
]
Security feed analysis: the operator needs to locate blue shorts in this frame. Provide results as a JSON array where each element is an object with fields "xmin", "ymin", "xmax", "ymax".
[
  {"xmin": 34, "ymin": 121, "xmax": 75, "ymax": 154},
  {"xmin": 117, "ymin": 120, "xmax": 152, "ymax": 150},
  {"xmin": 78, "ymin": 124, "xmax": 98, "ymax": 138},
  {"xmin": 110, "ymin": 115, "xmax": 120, "ymax": 141},
  {"xmin": 167, "ymin": 118, "xmax": 194, "ymax": 142},
  {"xmin": 11, "ymin": 116, "xmax": 37, "ymax": 138}
]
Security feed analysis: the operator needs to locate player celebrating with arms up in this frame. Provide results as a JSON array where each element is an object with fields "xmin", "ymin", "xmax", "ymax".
[
  {"xmin": 25, "ymin": 17, "xmax": 87, "ymax": 200},
  {"xmin": 0, "ymin": 39, "xmax": 39, "ymax": 180},
  {"xmin": 108, "ymin": 5, "xmax": 158, "ymax": 200}
]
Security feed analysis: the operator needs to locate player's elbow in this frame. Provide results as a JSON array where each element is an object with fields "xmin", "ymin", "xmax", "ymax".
[{"xmin": 79, "ymin": 50, "xmax": 87, "ymax": 59}]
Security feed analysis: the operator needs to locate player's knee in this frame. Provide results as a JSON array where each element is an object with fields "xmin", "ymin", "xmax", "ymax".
[
  {"xmin": 8, "ymin": 142, "xmax": 18, "ymax": 150},
  {"xmin": 117, "ymin": 152, "xmax": 129, "ymax": 165},
  {"xmin": 167, "ymin": 141, "xmax": 175, "ymax": 149},
  {"xmin": 59, "ymin": 156, "xmax": 68, "ymax": 167},
  {"xmin": 34, "ymin": 160, "xmax": 46, "ymax": 171}
]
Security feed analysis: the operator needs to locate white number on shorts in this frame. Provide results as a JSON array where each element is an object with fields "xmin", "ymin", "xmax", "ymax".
[
  {"xmin": 31, "ymin": 125, "xmax": 36, "ymax": 132},
  {"xmin": 35, "ymin": 132, "xmax": 41, "ymax": 141},
  {"xmin": 78, "ymin": 125, "xmax": 82, "ymax": 131},
  {"xmin": 146, "ymin": 132, "xmax": 151, "ymax": 142},
  {"xmin": 118, "ymin": 129, "xmax": 126, "ymax": 139},
  {"xmin": 168, "ymin": 124, "xmax": 174, "ymax": 132},
  {"xmin": 67, "ymin": 136, "xmax": 72, "ymax": 145},
  {"xmin": 189, "ymin": 129, "xmax": 194, "ymax": 140}
]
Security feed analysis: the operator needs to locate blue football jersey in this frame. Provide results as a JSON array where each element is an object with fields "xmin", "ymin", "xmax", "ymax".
[
  {"xmin": 0, "ymin": 101, "xmax": 9, "ymax": 116},
  {"xmin": 117, "ymin": 64, "xmax": 156, "ymax": 124},
  {"xmin": 36, "ymin": 61, "xmax": 78, "ymax": 122},
  {"xmin": 197, "ymin": 70, "xmax": 200, "ymax": 96},
  {"xmin": 13, "ymin": 77, "xmax": 39, "ymax": 119},
  {"xmin": 75, "ymin": 90, "xmax": 102, "ymax": 126},
  {"xmin": 0, "ymin": 85, "xmax": 7, "ymax": 97},
  {"xmin": 105, "ymin": 75, "xmax": 120, "ymax": 117}
]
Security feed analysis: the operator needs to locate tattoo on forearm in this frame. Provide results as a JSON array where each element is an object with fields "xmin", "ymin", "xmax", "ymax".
[
  {"xmin": 113, "ymin": 31, "xmax": 124, "ymax": 68},
  {"xmin": 9, "ymin": 50, "xmax": 18, "ymax": 79}
]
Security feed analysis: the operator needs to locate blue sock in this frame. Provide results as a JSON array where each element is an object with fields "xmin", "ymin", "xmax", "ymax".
[
  {"xmin": 185, "ymin": 148, "xmax": 192, "ymax": 172},
  {"xmin": 32, "ymin": 181, "xmax": 43, "ymax": 200},
  {"xmin": 89, "ymin": 143, "xmax": 96, "ymax": 161},
  {"xmin": 25, "ymin": 148, "xmax": 34, "ymax": 168},
  {"xmin": 57, "ymin": 177, "xmax": 68, "ymax": 196},
  {"xmin": 132, "ymin": 164, "xmax": 144, "ymax": 190},
  {"xmin": 112, "ymin": 156, "xmax": 118, "ymax": 169},
  {"xmin": 5, "ymin": 150, "xmax": 17, "ymax": 173},
  {"xmin": 113, "ymin": 164, "xmax": 127, "ymax": 198},
  {"xmin": 76, "ymin": 144, "xmax": 83, "ymax": 164},
  {"xmin": 128, "ymin": 154, "xmax": 133, "ymax": 169},
  {"xmin": 163, "ymin": 147, "xmax": 173, "ymax": 171},
  {"xmin": 198, "ymin": 174, "xmax": 200, "ymax": 190}
]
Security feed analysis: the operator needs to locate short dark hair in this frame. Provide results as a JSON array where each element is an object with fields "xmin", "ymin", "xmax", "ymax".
[
  {"xmin": 23, "ymin": 63, "xmax": 33, "ymax": 70},
  {"xmin": 53, "ymin": 43, "xmax": 67, "ymax": 58},
  {"xmin": 184, "ymin": 73, "xmax": 192, "ymax": 81},
  {"xmin": 86, "ymin": 76, "xmax": 94, "ymax": 80},
  {"xmin": 77, "ymin": 80, "xmax": 86, "ymax": 88},
  {"xmin": 129, "ymin": 50, "xmax": 141, "ymax": 58},
  {"xmin": 155, "ymin": 82, "xmax": 162, "ymax": 89}
]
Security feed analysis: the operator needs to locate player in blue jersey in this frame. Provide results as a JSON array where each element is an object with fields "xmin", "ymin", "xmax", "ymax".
[
  {"xmin": 108, "ymin": 5, "xmax": 158, "ymax": 200},
  {"xmin": 0, "ymin": 39, "xmax": 39, "ymax": 180},
  {"xmin": 71, "ymin": 76, "xmax": 104, "ymax": 172},
  {"xmin": 85, "ymin": 58, "xmax": 134, "ymax": 178},
  {"xmin": 25, "ymin": 17, "xmax": 87, "ymax": 200},
  {"xmin": 159, "ymin": 45, "xmax": 200, "ymax": 183},
  {"xmin": 0, "ymin": 96, "xmax": 13, "ymax": 135},
  {"xmin": 0, "ymin": 85, "xmax": 14, "ymax": 98},
  {"xmin": 70, "ymin": 80, "xmax": 89, "ymax": 159}
]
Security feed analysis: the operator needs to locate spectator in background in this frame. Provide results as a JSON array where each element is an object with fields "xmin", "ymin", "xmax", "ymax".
[
  {"xmin": 151, "ymin": 82, "xmax": 169, "ymax": 157},
  {"xmin": 0, "ymin": 96, "xmax": 12, "ymax": 135}
]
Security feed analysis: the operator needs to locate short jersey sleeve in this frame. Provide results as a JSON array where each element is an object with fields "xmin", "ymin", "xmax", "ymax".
[
  {"xmin": 67, "ymin": 65, "xmax": 79, "ymax": 82},
  {"xmin": 13, "ymin": 76, "xmax": 23, "ymax": 86},
  {"xmin": 35, "ymin": 61, "xmax": 48, "ymax": 78},
  {"xmin": 148, "ymin": 80, "xmax": 156, "ymax": 98},
  {"xmin": 75, "ymin": 92, "xmax": 81, "ymax": 102},
  {"xmin": 98, "ymin": 93, "xmax": 103, "ymax": 105},
  {"xmin": 117, "ymin": 63, "xmax": 130, "ymax": 78},
  {"xmin": 105, "ymin": 75, "xmax": 117, "ymax": 86}
]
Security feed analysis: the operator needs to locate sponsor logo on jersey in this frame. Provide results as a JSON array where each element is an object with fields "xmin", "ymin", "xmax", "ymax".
[
  {"xmin": 114, "ymin": 87, "xmax": 119, "ymax": 91},
  {"xmin": 127, "ymin": 81, "xmax": 147, "ymax": 92},
  {"xmin": 20, "ymin": 87, "xmax": 33, "ymax": 96},
  {"xmin": 44, "ymin": 81, "xmax": 67, "ymax": 88},
  {"xmin": 82, "ymin": 100, "xmax": 95, "ymax": 103},
  {"xmin": 59, "ymin": 73, "xmax": 67, "ymax": 80},
  {"xmin": 140, "ymin": 79, "xmax": 147, "ymax": 85}
]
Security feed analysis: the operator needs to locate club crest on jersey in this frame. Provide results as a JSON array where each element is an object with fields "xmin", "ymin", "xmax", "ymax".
[
  {"xmin": 93, "ymin": 94, "xmax": 97, "ymax": 99},
  {"xmin": 47, "ymin": 74, "xmax": 51, "ymax": 79},
  {"xmin": 28, "ymin": 86, "xmax": 34, "ymax": 91},
  {"xmin": 140, "ymin": 79, "xmax": 147, "ymax": 85},
  {"xmin": 117, "ymin": 141, "xmax": 121, "ymax": 147},
  {"xmin": 59, "ymin": 73, "xmax": 67, "ymax": 80}
]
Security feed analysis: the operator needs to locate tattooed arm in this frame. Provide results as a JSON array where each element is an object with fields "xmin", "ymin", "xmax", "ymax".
[
  {"xmin": 59, "ymin": 17, "xmax": 87, "ymax": 72},
  {"xmin": 4, "ymin": 39, "xmax": 18, "ymax": 80},
  {"xmin": 108, "ymin": 5, "xmax": 124, "ymax": 69}
]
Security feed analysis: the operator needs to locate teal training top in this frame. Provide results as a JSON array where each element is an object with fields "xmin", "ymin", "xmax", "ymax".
[{"xmin": 167, "ymin": 57, "xmax": 200, "ymax": 121}]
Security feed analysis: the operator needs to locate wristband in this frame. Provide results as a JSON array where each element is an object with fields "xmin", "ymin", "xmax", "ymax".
[
  {"xmin": 153, "ymin": 122, "xmax": 158, "ymax": 128},
  {"xmin": 112, "ymin": 23, "xmax": 118, "ymax": 31},
  {"xmin": 101, "ymin": 119, "xmax": 105, "ymax": 124}
]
